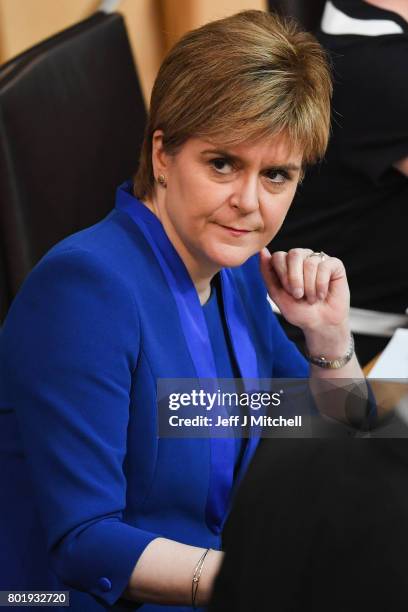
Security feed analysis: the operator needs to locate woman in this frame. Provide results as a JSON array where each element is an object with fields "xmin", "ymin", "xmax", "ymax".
[{"xmin": 0, "ymin": 10, "xmax": 364, "ymax": 612}]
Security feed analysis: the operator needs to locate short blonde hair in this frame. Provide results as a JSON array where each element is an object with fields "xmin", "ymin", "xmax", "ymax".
[{"xmin": 134, "ymin": 10, "xmax": 332, "ymax": 200}]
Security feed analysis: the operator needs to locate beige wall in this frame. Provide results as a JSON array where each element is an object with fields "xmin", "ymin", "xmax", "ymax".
[
  {"xmin": 0, "ymin": 0, "xmax": 266, "ymax": 103},
  {"xmin": 0, "ymin": 0, "xmax": 100, "ymax": 61},
  {"xmin": 0, "ymin": 0, "xmax": 166, "ymax": 103},
  {"xmin": 120, "ymin": 0, "xmax": 166, "ymax": 102},
  {"xmin": 161, "ymin": 0, "xmax": 266, "ymax": 51}
]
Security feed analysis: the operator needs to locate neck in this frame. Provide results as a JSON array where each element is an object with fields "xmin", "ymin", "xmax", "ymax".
[
  {"xmin": 142, "ymin": 195, "xmax": 216, "ymax": 306},
  {"xmin": 365, "ymin": 0, "xmax": 408, "ymax": 21},
  {"xmin": 196, "ymin": 279, "xmax": 212, "ymax": 305}
]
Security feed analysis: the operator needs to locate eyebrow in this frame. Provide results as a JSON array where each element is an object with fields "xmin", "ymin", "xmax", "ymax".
[{"xmin": 200, "ymin": 148, "xmax": 301, "ymax": 172}]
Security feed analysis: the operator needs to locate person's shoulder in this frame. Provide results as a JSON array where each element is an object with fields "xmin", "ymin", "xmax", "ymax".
[
  {"xmin": 2, "ymin": 214, "xmax": 142, "ymax": 360},
  {"xmin": 34, "ymin": 208, "xmax": 151, "ymax": 292},
  {"xmin": 48, "ymin": 208, "xmax": 144, "ymax": 264},
  {"xmin": 318, "ymin": 29, "xmax": 408, "ymax": 66},
  {"xmin": 4, "ymin": 209, "xmax": 149, "ymax": 332}
]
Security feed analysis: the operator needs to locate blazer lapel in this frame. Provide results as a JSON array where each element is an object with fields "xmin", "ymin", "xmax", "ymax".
[{"xmin": 219, "ymin": 269, "xmax": 261, "ymax": 509}]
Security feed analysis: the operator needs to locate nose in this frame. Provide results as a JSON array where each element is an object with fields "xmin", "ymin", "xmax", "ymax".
[{"xmin": 230, "ymin": 175, "xmax": 260, "ymax": 214}]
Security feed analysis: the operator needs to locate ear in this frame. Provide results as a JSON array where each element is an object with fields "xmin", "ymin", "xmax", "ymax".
[{"xmin": 151, "ymin": 129, "xmax": 170, "ymax": 180}]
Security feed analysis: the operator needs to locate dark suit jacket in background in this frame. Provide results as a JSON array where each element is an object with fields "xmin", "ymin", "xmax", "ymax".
[{"xmin": 210, "ymin": 436, "xmax": 408, "ymax": 611}]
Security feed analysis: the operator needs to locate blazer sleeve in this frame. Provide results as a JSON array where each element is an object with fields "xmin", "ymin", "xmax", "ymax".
[
  {"xmin": 269, "ymin": 312, "xmax": 310, "ymax": 378},
  {"xmin": 1, "ymin": 247, "xmax": 160, "ymax": 607}
]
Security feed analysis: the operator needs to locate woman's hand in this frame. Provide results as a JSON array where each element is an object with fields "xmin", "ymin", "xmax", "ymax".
[
  {"xmin": 260, "ymin": 248, "xmax": 365, "ymax": 415},
  {"xmin": 260, "ymin": 248, "xmax": 350, "ymax": 331},
  {"xmin": 260, "ymin": 247, "xmax": 352, "ymax": 360}
]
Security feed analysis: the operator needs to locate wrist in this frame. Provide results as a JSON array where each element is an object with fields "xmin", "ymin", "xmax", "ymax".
[
  {"xmin": 303, "ymin": 322, "xmax": 351, "ymax": 361},
  {"xmin": 193, "ymin": 549, "xmax": 223, "ymax": 608}
]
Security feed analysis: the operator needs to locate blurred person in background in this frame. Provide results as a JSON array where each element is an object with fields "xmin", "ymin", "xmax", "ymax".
[
  {"xmin": 271, "ymin": 0, "xmax": 408, "ymax": 366},
  {"xmin": 0, "ymin": 9, "xmax": 364, "ymax": 612},
  {"xmin": 209, "ymin": 436, "xmax": 408, "ymax": 612}
]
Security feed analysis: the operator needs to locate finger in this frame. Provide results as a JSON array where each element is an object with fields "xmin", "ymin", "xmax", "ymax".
[
  {"xmin": 303, "ymin": 256, "xmax": 319, "ymax": 304},
  {"xmin": 269, "ymin": 251, "xmax": 290, "ymax": 293},
  {"xmin": 259, "ymin": 247, "xmax": 271, "ymax": 265},
  {"xmin": 286, "ymin": 249, "xmax": 311, "ymax": 299},
  {"xmin": 259, "ymin": 247, "xmax": 272, "ymax": 285},
  {"xmin": 315, "ymin": 261, "xmax": 332, "ymax": 301},
  {"xmin": 259, "ymin": 248, "xmax": 276, "ymax": 288},
  {"xmin": 317, "ymin": 257, "xmax": 349, "ymax": 304},
  {"xmin": 259, "ymin": 248, "xmax": 286, "ymax": 302},
  {"xmin": 264, "ymin": 262, "xmax": 286, "ymax": 304},
  {"xmin": 326, "ymin": 257, "xmax": 349, "ymax": 301}
]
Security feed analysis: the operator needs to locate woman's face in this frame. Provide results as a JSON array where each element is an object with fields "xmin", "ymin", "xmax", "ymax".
[{"xmin": 151, "ymin": 131, "xmax": 303, "ymax": 280}]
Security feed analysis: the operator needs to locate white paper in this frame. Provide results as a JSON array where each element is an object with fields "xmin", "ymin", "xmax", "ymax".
[{"xmin": 368, "ymin": 328, "xmax": 408, "ymax": 379}]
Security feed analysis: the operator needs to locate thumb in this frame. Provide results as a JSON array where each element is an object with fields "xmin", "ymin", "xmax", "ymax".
[
  {"xmin": 259, "ymin": 247, "xmax": 272, "ymax": 285},
  {"xmin": 259, "ymin": 248, "xmax": 284, "ymax": 303}
]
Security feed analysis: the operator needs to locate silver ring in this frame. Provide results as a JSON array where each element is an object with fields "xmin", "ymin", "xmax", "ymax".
[{"xmin": 307, "ymin": 251, "xmax": 327, "ymax": 261}]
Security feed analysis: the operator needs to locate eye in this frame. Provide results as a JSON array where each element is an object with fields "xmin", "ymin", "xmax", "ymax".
[
  {"xmin": 210, "ymin": 158, "xmax": 234, "ymax": 174},
  {"xmin": 264, "ymin": 169, "xmax": 289, "ymax": 184}
]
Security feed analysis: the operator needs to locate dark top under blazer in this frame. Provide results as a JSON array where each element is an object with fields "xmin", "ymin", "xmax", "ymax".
[{"xmin": 0, "ymin": 200, "xmax": 308, "ymax": 610}]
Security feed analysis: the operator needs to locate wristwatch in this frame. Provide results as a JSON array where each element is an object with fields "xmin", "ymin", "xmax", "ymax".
[{"xmin": 306, "ymin": 334, "xmax": 355, "ymax": 369}]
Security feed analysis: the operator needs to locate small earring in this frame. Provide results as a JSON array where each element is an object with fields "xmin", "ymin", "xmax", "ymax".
[{"xmin": 157, "ymin": 174, "xmax": 167, "ymax": 188}]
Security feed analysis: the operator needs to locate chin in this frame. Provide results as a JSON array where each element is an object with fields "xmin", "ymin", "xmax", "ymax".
[{"xmin": 209, "ymin": 246, "xmax": 256, "ymax": 269}]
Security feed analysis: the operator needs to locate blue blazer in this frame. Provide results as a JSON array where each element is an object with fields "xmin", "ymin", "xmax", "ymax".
[{"xmin": 0, "ymin": 187, "xmax": 308, "ymax": 611}]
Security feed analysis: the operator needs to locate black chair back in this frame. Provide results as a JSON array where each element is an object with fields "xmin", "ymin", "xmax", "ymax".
[
  {"xmin": 0, "ymin": 12, "xmax": 146, "ymax": 321},
  {"xmin": 268, "ymin": 0, "xmax": 327, "ymax": 31}
]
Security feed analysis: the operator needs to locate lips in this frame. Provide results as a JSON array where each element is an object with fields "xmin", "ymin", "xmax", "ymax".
[{"xmin": 218, "ymin": 224, "xmax": 251, "ymax": 234}]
